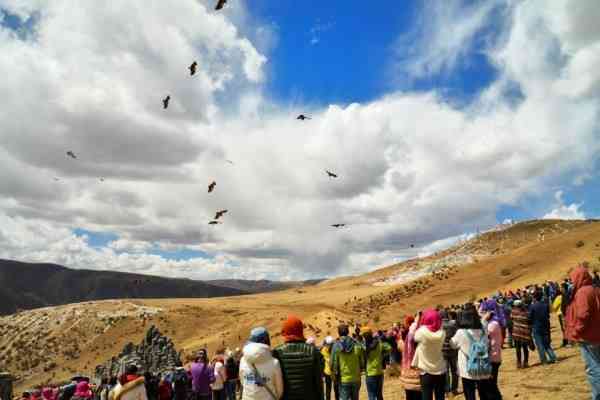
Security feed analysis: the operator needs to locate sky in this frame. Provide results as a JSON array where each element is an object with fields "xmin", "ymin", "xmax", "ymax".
[{"xmin": 0, "ymin": 0, "xmax": 599, "ymax": 281}]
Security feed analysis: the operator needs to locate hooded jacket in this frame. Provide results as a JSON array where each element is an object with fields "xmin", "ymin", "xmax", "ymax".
[
  {"xmin": 412, "ymin": 326, "xmax": 447, "ymax": 375},
  {"xmin": 565, "ymin": 267, "xmax": 600, "ymax": 344},
  {"xmin": 364, "ymin": 338, "xmax": 391, "ymax": 377},
  {"xmin": 240, "ymin": 343, "xmax": 284, "ymax": 400},
  {"xmin": 190, "ymin": 362, "xmax": 215, "ymax": 395},
  {"xmin": 331, "ymin": 336, "xmax": 365, "ymax": 384}
]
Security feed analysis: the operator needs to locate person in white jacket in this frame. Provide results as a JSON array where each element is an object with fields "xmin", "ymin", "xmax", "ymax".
[{"xmin": 240, "ymin": 327, "xmax": 284, "ymax": 400}]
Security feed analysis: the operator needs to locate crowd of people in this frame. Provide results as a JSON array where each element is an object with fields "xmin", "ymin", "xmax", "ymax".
[{"xmin": 20, "ymin": 264, "xmax": 600, "ymax": 400}]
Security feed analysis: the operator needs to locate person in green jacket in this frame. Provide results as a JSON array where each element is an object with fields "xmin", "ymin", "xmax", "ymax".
[
  {"xmin": 362, "ymin": 327, "xmax": 391, "ymax": 400},
  {"xmin": 332, "ymin": 324, "xmax": 365, "ymax": 400}
]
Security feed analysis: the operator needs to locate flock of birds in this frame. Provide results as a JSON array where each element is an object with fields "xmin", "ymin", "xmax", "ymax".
[{"xmin": 61, "ymin": 0, "xmax": 350, "ymax": 231}]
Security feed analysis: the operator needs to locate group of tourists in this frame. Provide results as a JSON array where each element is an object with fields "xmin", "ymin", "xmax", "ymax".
[{"xmin": 20, "ymin": 264, "xmax": 600, "ymax": 400}]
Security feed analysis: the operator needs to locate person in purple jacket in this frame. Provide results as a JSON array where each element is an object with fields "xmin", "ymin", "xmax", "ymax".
[{"xmin": 190, "ymin": 349, "xmax": 215, "ymax": 400}]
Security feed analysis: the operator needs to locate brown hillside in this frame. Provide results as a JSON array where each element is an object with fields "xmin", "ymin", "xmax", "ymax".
[{"xmin": 1, "ymin": 219, "xmax": 599, "ymax": 399}]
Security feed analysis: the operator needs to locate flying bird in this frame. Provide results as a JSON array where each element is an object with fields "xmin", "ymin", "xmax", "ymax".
[
  {"xmin": 225, "ymin": 159, "xmax": 234, "ymax": 165},
  {"xmin": 100, "ymin": 178, "xmax": 105, "ymax": 182},
  {"xmin": 53, "ymin": 177, "xmax": 60, "ymax": 181},
  {"xmin": 66, "ymin": 151, "xmax": 77, "ymax": 159},
  {"xmin": 189, "ymin": 61, "xmax": 198, "ymax": 76},
  {"xmin": 215, "ymin": 0, "xmax": 227, "ymax": 10},
  {"xmin": 208, "ymin": 220, "xmax": 221, "ymax": 225},
  {"xmin": 162, "ymin": 95, "xmax": 170, "ymax": 109},
  {"xmin": 208, "ymin": 181, "xmax": 216, "ymax": 193},
  {"xmin": 409, "ymin": 244, "xmax": 415, "ymax": 248},
  {"xmin": 326, "ymin": 170, "xmax": 338, "ymax": 178},
  {"xmin": 331, "ymin": 224, "xmax": 346, "ymax": 228},
  {"xmin": 297, "ymin": 114, "xmax": 311, "ymax": 120},
  {"xmin": 215, "ymin": 209, "xmax": 228, "ymax": 220}
]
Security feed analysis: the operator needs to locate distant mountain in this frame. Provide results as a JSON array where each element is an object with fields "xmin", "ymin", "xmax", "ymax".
[
  {"xmin": 207, "ymin": 278, "xmax": 324, "ymax": 293},
  {"xmin": 0, "ymin": 259, "xmax": 246, "ymax": 315}
]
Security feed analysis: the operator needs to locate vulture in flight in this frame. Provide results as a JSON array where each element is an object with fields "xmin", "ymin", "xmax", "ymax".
[
  {"xmin": 215, "ymin": 0, "xmax": 227, "ymax": 10},
  {"xmin": 54, "ymin": 177, "xmax": 60, "ymax": 181},
  {"xmin": 208, "ymin": 220, "xmax": 221, "ymax": 225},
  {"xmin": 215, "ymin": 209, "xmax": 228, "ymax": 220},
  {"xmin": 409, "ymin": 244, "xmax": 415, "ymax": 248},
  {"xmin": 189, "ymin": 61, "xmax": 198, "ymax": 76},
  {"xmin": 100, "ymin": 178, "xmax": 105, "ymax": 182},
  {"xmin": 331, "ymin": 224, "xmax": 346, "ymax": 228},
  {"xmin": 163, "ymin": 95, "xmax": 170, "ymax": 109},
  {"xmin": 66, "ymin": 151, "xmax": 77, "ymax": 159},
  {"xmin": 326, "ymin": 170, "xmax": 338, "ymax": 178},
  {"xmin": 208, "ymin": 181, "xmax": 216, "ymax": 193},
  {"xmin": 297, "ymin": 114, "xmax": 311, "ymax": 120},
  {"xmin": 225, "ymin": 159, "xmax": 234, "ymax": 165}
]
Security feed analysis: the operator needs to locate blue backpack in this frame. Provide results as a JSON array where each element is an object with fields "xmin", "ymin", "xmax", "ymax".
[{"xmin": 464, "ymin": 330, "xmax": 492, "ymax": 378}]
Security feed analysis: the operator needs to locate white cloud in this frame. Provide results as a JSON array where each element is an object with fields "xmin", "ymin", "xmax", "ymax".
[
  {"xmin": 543, "ymin": 190, "xmax": 586, "ymax": 220},
  {"xmin": 395, "ymin": 0, "xmax": 503, "ymax": 79},
  {"xmin": 0, "ymin": 0, "xmax": 599, "ymax": 280},
  {"xmin": 309, "ymin": 20, "xmax": 334, "ymax": 46}
]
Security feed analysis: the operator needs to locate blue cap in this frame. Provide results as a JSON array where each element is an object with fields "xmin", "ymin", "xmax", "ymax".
[{"xmin": 249, "ymin": 327, "xmax": 270, "ymax": 345}]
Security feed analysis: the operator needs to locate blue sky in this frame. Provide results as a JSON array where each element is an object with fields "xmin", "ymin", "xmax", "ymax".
[{"xmin": 1, "ymin": 1, "xmax": 598, "ymax": 279}]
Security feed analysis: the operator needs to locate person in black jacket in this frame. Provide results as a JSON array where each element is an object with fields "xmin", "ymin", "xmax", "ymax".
[{"xmin": 273, "ymin": 315, "xmax": 324, "ymax": 400}]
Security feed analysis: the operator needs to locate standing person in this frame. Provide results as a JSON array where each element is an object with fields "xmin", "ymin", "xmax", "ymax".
[
  {"xmin": 511, "ymin": 300, "xmax": 532, "ymax": 369},
  {"xmin": 593, "ymin": 271, "xmax": 600, "ymax": 288},
  {"xmin": 399, "ymin": 315, "xmax": 420, "ymax": 400},
  {"xmin": 321, "ymin": 336, "xmax": 337, "ymax": 400},
  {"xmin": 239, "ymin": 327, "xmax": 283, "ymax": 400},
  {"xmin": 190, "ymin": 350, "xmax": 215, "ymax": 400},
  {"xmin": 331, "ymin": 324, "xmax": 364, "ymax": 400},
  {"xmin": 110, "ymin": 365, "xmax": 147, "ymax": 400},
  {"xmin": 442, "ymin": 310, "xmax": 459, "ymax": 396},
  {"xmin": 450, "ymin": 305, "xmax": 494, "ymax": 400},
  {"xmin": 481, "ymin": 300, "xmax": 504, "ymax": 400},
  {"xmin": 552, "ymin": 288, "xmax": 569, "ymax": 347},
  {"xmin": 565, "ymin": 265, "xmax": 600, "ymax": 400},
  {"xmin": 212, "ymin": 351, "xmax": 228, "ymax": 400},
  {"xmin": 362, "ymin": 327, "xmax": 390, "ymax": 400},
  {"xmin": 412, "ymin": 310, "xmax": 447, "ymax": 400},
  {"xmin": 528, "ymin": 292, "xmax": 557, "ymax": 364},
  {"xmin": 172, "ymin": 367, "xmax": 189, "ymax": 400},
  {"xmin": 157, "ymin": 376, "xmax": 172, "ymax": 400},
  {"xmin": 225, "ymin": 350, "xmax": 240, "ymax": 400},
  {"xmin": 272, "ymin": 315, "xmax": 324, "ymax": 400},
  {"xmin": 71, "ymin": 383, "xmax": 92, "ymax": 400}
]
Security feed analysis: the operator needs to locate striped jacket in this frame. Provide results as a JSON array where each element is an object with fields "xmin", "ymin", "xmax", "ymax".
[{"xmin": 511, "ymin": 306, "xmax": 532, "ymax": 342}]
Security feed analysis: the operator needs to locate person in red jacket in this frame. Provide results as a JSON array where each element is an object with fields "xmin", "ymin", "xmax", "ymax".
[{"xmin": 565, "ymin": 265, "xmax": 600, "ymax": 400}]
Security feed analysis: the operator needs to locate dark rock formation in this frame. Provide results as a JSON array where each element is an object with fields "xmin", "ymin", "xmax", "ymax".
[{"xmin": 95, "ymin": 326, "xmax": 182, "ymax": 379}]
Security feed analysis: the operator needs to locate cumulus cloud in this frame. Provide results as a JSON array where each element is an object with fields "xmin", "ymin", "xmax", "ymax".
[
  {"xmin": 543, "ymin": 190, "xmax": 586, "ymax": 220},
  {"xmin": 0, "ymin": 0, "xmax": 599, "ymax": 280}
]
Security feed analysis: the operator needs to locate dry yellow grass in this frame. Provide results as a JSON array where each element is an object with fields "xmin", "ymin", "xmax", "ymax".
[{"xmin": 1, "ymin": 219, "xmax": 599, "ymax": 398}]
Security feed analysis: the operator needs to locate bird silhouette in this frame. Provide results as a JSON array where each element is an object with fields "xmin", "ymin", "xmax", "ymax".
[
  {"xmin": 297, "ymin": 114, "xmax": 311, "ymax": 120},
  {"xmin": 331, "ymin": 224, "xmax": 346, "ymax": 228},
  {"xmin": 215, "ymin": 210, "xmax": 228, "ymax": 219},
  {"xmin": 326, "ymin": 170, "xmax": 338, "ymax": 178},
  {"xmin": 100, "ymin": 178, "xmax": 105, "ymax": 182},
  {"xmin": 225, "ymin": 159, "xmax": 234, "ymax": 165},
  {"xmin": 163, "ymin": 95, "xmax": 170, "ymax": 109},
  {"xmin": 208, "ymin": 220, "xmax": 221, "ymax": 225},
  {"xmin": 53, "ymin": 177, "xmax": 60, "ymax": 181},
  {"xmin": 189, "ymin": 61, "xmax": 198, "ymax": 76},
  {"xmin": 208, "ymin": 181, "xmax": 216, "ymax": 193},
  {"xmin": 66, "ymin": 151, "xmax": 77, "ymax": 159},
  {"xmin": 409, "ymin": 244, "xmax": 415, "ymax": 248},
  {"xmin": 215, "ymin": 0, "xmax": 227, "ymax": 10}
]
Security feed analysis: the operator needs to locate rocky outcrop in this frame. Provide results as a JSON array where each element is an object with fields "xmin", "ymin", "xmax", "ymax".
[{"xmin": 95, "ymin": 326, "xmax": 182, "ymax": 379}]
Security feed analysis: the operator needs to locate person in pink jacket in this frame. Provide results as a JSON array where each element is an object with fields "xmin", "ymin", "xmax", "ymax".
[
  {"xmin": 481, "ymin": 300, "xmax": 504, "ymax": 400},
  {"xmin": 566, "ymin": 265, "xmax": 600, "ymax": 400}
]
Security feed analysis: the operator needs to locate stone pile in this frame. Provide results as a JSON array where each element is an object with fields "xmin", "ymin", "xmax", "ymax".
[{"xmin": 95, "ymin": 326, "xmax": 182, "ymax": 380}]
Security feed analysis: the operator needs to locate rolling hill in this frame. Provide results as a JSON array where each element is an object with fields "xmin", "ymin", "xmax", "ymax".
[
  {"xmin": 1, "ymin": 219, "xmax": 599, "ymax": 399},
  {"xmin": 0, "ymin": 259, "xmax": 246, "ymax": 315}
]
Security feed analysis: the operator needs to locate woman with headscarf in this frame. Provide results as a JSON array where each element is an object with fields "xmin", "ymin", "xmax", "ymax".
[
  {"xmin": 399, "ymin": 315, "xmax": 420, "ymax": 400},
  {"xmin": 320, "ymin": 336, "xmax": 337, "ymax": 400},
  {"xmin": 240, "ymin": 327, "xmax": 284, "ymax": 400},
  {"xmin": 480, "ymin": 300, "xmax": 504, "ymax": 400},
  {"xmin": 412, "ymin": 309, "xmax": 447, "ymax": 400},
  {"xmin": 450, "ymin": 304, "xmax": 495, "ymax": 400}
]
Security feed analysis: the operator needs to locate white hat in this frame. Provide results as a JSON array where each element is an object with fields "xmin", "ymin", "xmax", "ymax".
[{"xmin": 325, "ymin": 336, "xmax": 334, "ymax": 345}]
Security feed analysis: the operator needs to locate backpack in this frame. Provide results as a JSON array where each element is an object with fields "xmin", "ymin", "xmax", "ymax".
[{"xmin": 464, "ymin": 330, "xmax": 492, "ymax": 379}]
